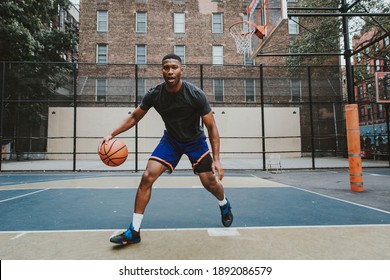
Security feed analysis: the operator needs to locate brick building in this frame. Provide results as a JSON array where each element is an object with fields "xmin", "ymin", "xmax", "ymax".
[
  {"xmin": 74, "ymin": 0, "xmax": 343, "ymax": 156},
  {"xmin": 352, "ymin": 28, "xmax": 390, "ymax": 158},
  {"xmin": 78, "ymin": 0, "xmax": 288, "ymax": 65},
  {"xmin": 76, "ymin": 0, "xmax": 334, "ymax": 104}
]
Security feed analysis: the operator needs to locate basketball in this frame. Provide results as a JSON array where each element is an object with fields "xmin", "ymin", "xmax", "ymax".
[{"xmin": 98, "ymin": 138, "xmax": 128, "ymax": 167}]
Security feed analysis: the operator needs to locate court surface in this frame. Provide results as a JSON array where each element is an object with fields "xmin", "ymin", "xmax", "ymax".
[{"xmin": 1, "ymin": 170, "xmax": 390, "ymax": 260}]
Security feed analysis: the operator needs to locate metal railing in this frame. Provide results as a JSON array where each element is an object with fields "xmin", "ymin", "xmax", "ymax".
[{"xmin": 0, "ymin": 62, "xmax": 389, "ymax": 171}]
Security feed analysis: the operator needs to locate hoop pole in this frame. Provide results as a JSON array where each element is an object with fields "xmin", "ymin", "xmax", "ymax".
[{"xmin": 345, "ymin": 104, "xmax": 364, "ymax": 192}]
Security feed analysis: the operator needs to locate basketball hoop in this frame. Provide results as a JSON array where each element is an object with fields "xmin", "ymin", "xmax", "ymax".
[{"xmin": 229, "ymin": 20, "xmax": 265, "ymax": 55}]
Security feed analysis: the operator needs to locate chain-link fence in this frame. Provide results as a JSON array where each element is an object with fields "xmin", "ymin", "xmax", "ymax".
[{"xmin": 0, "ymin": 62, "xmax": 389, "ymax": 171}]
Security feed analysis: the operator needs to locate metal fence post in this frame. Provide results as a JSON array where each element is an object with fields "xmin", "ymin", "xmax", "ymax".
[
  {"xmin": 0, "ymin": 62, "xmax": 4, "ymax": 171},
  {"xmin": 260, "ymin": 64, "xmax": 266, "ymax": 170},
  {"xmin": 72, "ymin": 62, "xmax": 78, "ymax": 171},
  {"xmin": 308, "ymin": 66, "xmax": 316, "ymax": 169},
  {"xmin": 135, "ymin": 64, "xmax": 139, "ymax": 172},
  {"xmin": 386, "ymin": 104, "xmax": 390, "ymax": 167}
]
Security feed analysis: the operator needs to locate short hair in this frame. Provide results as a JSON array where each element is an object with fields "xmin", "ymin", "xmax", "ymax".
[{"xmin": 162, "ymin": 54, "xmax": 182, "ymax": 63}]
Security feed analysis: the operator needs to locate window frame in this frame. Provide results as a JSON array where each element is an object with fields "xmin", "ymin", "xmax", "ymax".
[
  {"xmin": 135, "ymin": 44, "xmax": 147, "ymax": 64},
  {"xmin": 245, "ymin": 79, "xmax": 256, "ymax": 102},
  {"xmin": 290, "ymin": 79, "xmax": 301, "ymax": 102},
  {"xmin": 174, "ymin": 45, "xmax": 186, "ymax": 64},
  {"xmin": 136, "ymin": 11, "xmax": 147, "ymax": 33},
  {"xmin": 174, "ymin": 12, "xmax": 186, "ymax": 33},
  {"xmin": 212, "ymin": 45, "xmax": 223, "ymax": 65},
  {"xmin": 96, "ymin": 78, "xmax": 107, "ymax": 102},
  {"xmin": 288, "ymin": 17, "xmax": 299, "ymax": 35},
  {"xmin": 213, "ymin": 79, "xmax": 224, "ymax": 102},
  {"xmin": 97, "ymin": 10, "xmax": 108, "ymax": 32},
  {"xmin": 96, "ymin": 44, "xmax": 108, "ymax": 64},
  {"xmin": 212, "ymin": 13, "xmax": 223, "ymax": 34}
]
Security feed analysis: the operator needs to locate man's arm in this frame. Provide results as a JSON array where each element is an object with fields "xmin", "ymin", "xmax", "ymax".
[
  {"xmin": 102, "ymin": 106, "xmax": 147, "ymax": 143},
  {"xmin": 202, "ymin": 111, "xmax": 224, "ymax": 181}
]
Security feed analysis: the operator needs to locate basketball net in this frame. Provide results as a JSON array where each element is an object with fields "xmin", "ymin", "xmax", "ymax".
[
  {"xmin": 229, "ymin": 22, "xmax": 255, "ymax": 54},
  {"xmin": 229, "ymin": 21, "xmax": 265, "ymax": 55}
]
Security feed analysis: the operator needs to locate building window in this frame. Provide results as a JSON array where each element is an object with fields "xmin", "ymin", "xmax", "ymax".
[
  {"xmin": 136, "ymin": 12, "xmax": 147, "ymax": 33},
  {"xmin": 287, "ymin": 0, "xmax": 298, "ymax": 2},
  {"xmin": 290, "ymin": 79, "xmax": 301, "ymax": 102},
  {"xmin": 378, "ymin": 104, "xmax": 384, "ymax": 119},
  {"xmin": 358, "ymin": 85, "xmax": 363, "ymax": 99},
  {"xmin": 374, "ymin": 42, "xmax": 380, "ymax": 52},
  {"xmin": 174, "ymin": 45, "xmax": 185, "ymax": 64},
  {"xmin": 96, "ymin": 44, "xmax": 107, "ymax": 64},
  {"xmin": 174, "ymin": 13, "xmax": 185, "ymax": 33},
  {"xmin": 212, "ymin": 45, "xmax": 223, "ymax": 65},
  {"xmin": 367, "ymin": 105, "xmax": 372, "ymax": 122},
  {"xmin": 288, "ymin": 17, "xmax": 299, "ymax": 35},
  {"xmin": 245, "ymin": 79, "xmax": 255, "ymax": 102},
  {"xmin": 136, "ymin": 45, "xmax": 147, "ymax": 64},
  {"xmin": 384, "ymin": 59, "xmax": 390, "ymax": 72},
  {"xmin": 212, "ymin": 13, "xmax": 223, "ymax": 33},
  {"xmin": 97, "ymin": 11, "xmax": 108, "ymax": 32},
  {"xmin": 366, "ymin": 63, "xmax": 371, "ymax": 75},
  {"xmin": 359, "ymin": 107, "xmax": 365, "ymax": 121},
  {"xmin": 375, "ymin": 59, "xmax": 381, "ymax": 72},
  {"xmin": 384, "ymin": 36, "xmax": 389, "ymax": 47},
  {"xmin": 137, "ymin": 78, "xmax": 146, "ymax": 100},
  {"xmin": 367, "ymin": 82, "xmax": 372, "ymax": 98},
  {"xmin": 96, "ymin": 79, "xmax": 107, "ymax": 102},
  {"xmin": 214, "ymin": 79, "xmax": 224, "ymax": 102},
  {"xmin": 244, "ymin": 51, "xmax": 254, "ymax": 65},
  {"xmin": 356, "ymin": 52, "xmax": 361, "ymax": 63}
]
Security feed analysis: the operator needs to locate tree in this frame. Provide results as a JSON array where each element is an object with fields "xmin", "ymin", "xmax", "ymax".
[
  {"xmin": 0, "ymin": 0, "xmax": 78, "ymax": 157},
  {"xmin": 0, "ymin": 0, "xmax": 77, "ymax": 61},
  {"xmin": 286, "ymin": 0, "xmax": 389, "ymax": 68},
  {"xmin": 351, "ymin": 0, "xmax": 390, "ymax": 61}
]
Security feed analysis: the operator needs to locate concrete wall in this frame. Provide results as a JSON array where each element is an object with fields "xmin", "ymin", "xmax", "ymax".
[{"xmin": 47, "ymin": 107, "xmax": 301, "ymax": 160}]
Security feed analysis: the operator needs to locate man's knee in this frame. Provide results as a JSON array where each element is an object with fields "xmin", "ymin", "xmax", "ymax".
[
  {"xmin": 140, "ymin": 169, "xmax": 158, "ymax": 186},
  {"xmin": 193, "ymin": 153, "xmax": 213, "ymax": 174},
  {"xmin": 199, "ymin": 171, "xmax": 220, "ymax": 191}
]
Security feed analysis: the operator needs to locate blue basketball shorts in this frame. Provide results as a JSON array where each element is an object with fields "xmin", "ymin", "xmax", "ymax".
[{"xmin": 150, "ymin": 131, "xmax": 213, "ymax": 174}]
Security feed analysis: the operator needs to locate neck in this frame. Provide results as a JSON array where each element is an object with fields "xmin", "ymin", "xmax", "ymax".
[{"xmin": 165, "ymin": 81, "xmax": 183, "ymax": 93}]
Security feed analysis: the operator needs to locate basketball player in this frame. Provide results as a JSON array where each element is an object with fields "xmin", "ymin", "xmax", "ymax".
[{"xmin": 101, "ymin": 54, "xmax": 233, "ymax": 245}]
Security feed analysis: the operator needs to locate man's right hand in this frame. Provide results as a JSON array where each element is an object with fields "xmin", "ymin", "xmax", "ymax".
[{"xmin": 100, "ymin": 134, "xmax": 113, "ymax": 147}]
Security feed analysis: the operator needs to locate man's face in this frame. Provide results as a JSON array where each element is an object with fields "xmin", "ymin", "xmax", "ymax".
[{"xmin": 162, "ymin": 59, "xmax": 183, "ymax": 90}]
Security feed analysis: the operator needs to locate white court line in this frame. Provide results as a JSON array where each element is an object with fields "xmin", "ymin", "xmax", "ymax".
[
  {"xmin": 1, "ymin": 224, "xmax": 390, "ymax": 236},
  {"xmin": 10, "ymin": 232, "xmax": 27, "ymax": 240},
  {"xmin": 369, "ymin": 173, "xmax": 387, "ymax": 177},
  {"xmin": 0, "ymin": 188, "xmax": 50, "ymax": 203},
  {"xmin": 288, "ymin": 185, "xmax": 390, "ymax": 215}
]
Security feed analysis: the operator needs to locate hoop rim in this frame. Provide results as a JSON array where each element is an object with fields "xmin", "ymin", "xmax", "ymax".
[{"xmin": 229, "ymin": 20, "xmax": 260, "ymax": 35}]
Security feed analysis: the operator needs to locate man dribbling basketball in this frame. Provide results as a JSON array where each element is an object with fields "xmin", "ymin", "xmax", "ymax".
[{"xmin": 101, "ymin": 54, "xmax": 233, "ymax": 245}]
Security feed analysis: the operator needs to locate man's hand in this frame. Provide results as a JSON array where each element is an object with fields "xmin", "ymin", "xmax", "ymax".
[
  {"xmin": 213, "ymin": 159, "xmax": 224, "ymax": 181},
  {"xmin": 99, "ymin": 134, "xmax": 113, "ymax": 148}
]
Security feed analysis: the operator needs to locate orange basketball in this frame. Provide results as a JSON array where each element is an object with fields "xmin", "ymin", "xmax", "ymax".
[{"xmin": 98, "ymin": 138, "xmax": 128, "ymax": 167}]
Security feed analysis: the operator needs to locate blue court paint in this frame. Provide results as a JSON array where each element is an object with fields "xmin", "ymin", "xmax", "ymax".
[{"xmin": 0, "ymin": 187, "xmax": 390, "ymax": 231}]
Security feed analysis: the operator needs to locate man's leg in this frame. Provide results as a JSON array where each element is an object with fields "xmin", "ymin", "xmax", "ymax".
[
  {"xmin": 198, "ymin": 171, "xmax": 233, "ymax": 227},
  {"xmin": 198, "ymin": 171, "xmax": 224, "ymax": 200},
  {"xmin": 134, "ymin": 159, "xmax": 168, "ymax": 214},
  {"xmin": 110, "ymin": 160, "xmax": 167, "ymax": 245}
]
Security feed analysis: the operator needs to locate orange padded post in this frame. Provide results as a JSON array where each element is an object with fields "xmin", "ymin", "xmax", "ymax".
[{"xmin": 345, "ymin": 104, "xmax": 364, "ymax": 192}]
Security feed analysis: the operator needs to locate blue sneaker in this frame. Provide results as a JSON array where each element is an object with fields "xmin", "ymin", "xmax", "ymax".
[
  {"xmin": 219, "ymin": 199, "xmax": 233, "ymax": 227},
  {"xmin": 110, "ymin": 223, "xmax": 141, "ymax": 245}
]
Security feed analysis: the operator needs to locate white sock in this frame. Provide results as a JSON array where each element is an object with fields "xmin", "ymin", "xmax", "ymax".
[
  {"xmin": 132, "ymin": 213, "xmax": 143, "ymax": 232},
  {"xmin": 218, "ymin": 195, "xmax": 227, "ymax": 207}
]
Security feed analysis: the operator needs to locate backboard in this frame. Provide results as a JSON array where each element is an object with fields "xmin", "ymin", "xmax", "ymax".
[
  {"xmin": 376, "ymin": 72, "xmax": 390, "ymax": 103},
  {"xmin": 243, "ymin": 0, "xmax": 287, "ymax": 59}
]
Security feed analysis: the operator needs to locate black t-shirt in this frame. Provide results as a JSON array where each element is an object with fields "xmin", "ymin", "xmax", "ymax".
[{"xmin": 140, "ymin": 81, "xmax": 211, "ymax": 142}]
